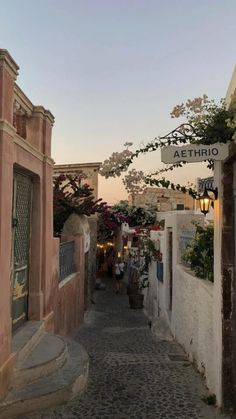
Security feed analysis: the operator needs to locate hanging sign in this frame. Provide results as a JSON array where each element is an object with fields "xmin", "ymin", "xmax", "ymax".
[
  {"xmin": 161, "ymin": 143, "xmax": 229, "ymax": 164},
  {"xmin": 197, "ymin": 176, "xmax": 214, "ymax": 194}
]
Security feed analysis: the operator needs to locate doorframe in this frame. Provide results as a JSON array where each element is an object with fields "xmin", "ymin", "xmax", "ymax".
[{"xmin": 11, "ymin": 167, "xmax": 33, "ymax": 331}]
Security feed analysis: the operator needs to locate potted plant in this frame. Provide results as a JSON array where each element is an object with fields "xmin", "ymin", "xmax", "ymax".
[
  {"xmin": 127, "ymin": 282, "xmax": 139, "ymax": 296},
  {"xmin": 127, "ymin": 259, "xmax": 140, "ymax": 295},
  {"xmin": 128, "ymin": 272, "xmax": 148, "ymax": 309}
]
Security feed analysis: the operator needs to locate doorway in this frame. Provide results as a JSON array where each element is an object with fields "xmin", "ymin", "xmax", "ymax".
[{"xmin": 12, "ymin": 171, "xmax": 32, "ymax": 331}]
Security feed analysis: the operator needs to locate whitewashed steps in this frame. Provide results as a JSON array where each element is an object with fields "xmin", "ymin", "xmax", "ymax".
[
  {"xmin": 13, "ymin": 333, "xmax": 68, "ymax": 389},
  {"xmin": 0, "ymin": 330, "xmax": 89, "ymax": 418},
  {"xmin": 12, "ymin": 320, "xmax": 45, "ymax": 364}
]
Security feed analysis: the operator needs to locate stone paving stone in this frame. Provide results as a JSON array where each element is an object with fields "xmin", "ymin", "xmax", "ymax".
[{"xmin": 21, "ymin": 280, "xmax": 232, "ymax": 419}]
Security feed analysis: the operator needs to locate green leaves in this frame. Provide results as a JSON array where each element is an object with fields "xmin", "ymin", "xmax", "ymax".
[
  {"xmin": 182, "ymin": 223, "xmax": 214, "ymax": 282},
  {"xmin": 53, "ymin": 174, "xmax": 106, "ymax": 237},
  {"xmin": 100, "ymin": 94, "xmax": 236, "ymax": 200}
]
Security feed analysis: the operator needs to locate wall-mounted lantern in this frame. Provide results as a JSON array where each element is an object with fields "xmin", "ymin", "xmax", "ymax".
[{"xmin": 198, "ymin": 187, "xmax": 218, "ymax": 215}]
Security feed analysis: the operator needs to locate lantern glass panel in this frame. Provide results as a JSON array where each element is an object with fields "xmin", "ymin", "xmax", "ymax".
[{"xmin": 199, "ymin": 190, "xmax": 211, "ymax": 215}]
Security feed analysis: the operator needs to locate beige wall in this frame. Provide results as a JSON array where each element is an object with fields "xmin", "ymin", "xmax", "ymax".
[
  {"xmin": 54, "ymin": 162, "xmax": 101, "ymax": 200},
  {"xmin": 225, "ymin": 65, "xmax": 236, "ymax": 107},
  {"xmin": 129, "ymin": 187, "xmax": 194, "ymax": 211}
]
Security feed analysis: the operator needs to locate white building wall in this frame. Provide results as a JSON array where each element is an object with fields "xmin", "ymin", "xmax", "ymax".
[
  {"xmin": 144, "ymin": 230, "xmax": 164, "ymax": 321},
  {"xmin": 143, "ymin": 260, "xmax": 158, "ymax": 319},
  {"xmin": 173, "ymin": 265, "xmax": 215, "ymax": 390},
  {"xmin": 144, "ymin": 210, "xmax": 221, "ymax": 402}
]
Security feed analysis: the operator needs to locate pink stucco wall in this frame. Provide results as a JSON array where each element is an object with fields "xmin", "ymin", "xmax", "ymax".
[
  {"xmin": 0, "ymin": 49, "xmax": 56, "ymax": 398},
  {"xmin": 0, "ymin": 50, "xmax": 85, "ymax": 400},
  {"xmin": 52, "ymin": 235, "xmax": 85, "ymax": 336}
]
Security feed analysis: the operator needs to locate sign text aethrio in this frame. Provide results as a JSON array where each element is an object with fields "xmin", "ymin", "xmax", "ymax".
[{"xmin": 161, "ymin": 143, "xmax": 229, "ymax": 164}]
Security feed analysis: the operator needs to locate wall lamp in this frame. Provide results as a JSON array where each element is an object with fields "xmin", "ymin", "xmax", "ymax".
[{"xmin": 198, "ymin": 187, "xmax": 218, "ymax": 215}]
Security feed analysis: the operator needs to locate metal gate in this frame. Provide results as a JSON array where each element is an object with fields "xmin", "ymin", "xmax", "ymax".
[{"xmin": 12, "ymin": 172, "xmax": 32, "ymax": 330}]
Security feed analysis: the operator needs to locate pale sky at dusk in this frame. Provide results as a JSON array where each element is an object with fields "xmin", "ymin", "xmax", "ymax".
[{"xmin": 1, "ymin": 0, "xmax": 236, "ymax": 203}]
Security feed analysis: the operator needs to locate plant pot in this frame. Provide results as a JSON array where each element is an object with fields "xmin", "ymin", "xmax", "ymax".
[
  {"xmin": 129, "ymin": 294, "xmax": 144, "ymax": 309},
  {"xmin": 127, "ymin": 283, "xmax": 139, "ymax": 296}
]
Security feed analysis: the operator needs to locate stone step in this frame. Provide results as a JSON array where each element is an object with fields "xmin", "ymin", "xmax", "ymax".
[
  {"xmin": 12, "ymin": 320, "xmax": 45, "ymax": 364},
  {"xmin": 13, "ymin": 333, "xmax": 68, "ymax": 389},
  {"xmin": 0, "ymin": 338, "xmax": 89, "ymax": 419}
]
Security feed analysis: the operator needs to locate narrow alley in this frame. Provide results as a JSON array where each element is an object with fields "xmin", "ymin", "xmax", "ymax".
[{"xmin": 22, "ymin": 278, "xmax": 229, "ymax": 419}]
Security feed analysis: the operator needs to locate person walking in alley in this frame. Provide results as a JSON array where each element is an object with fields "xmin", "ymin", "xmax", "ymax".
[
  {"xmin": 114, "ymin": 257, "xmax": 125, "ymax": 294},
  {"xmin": 107, "ymin": 252, "xmax": 114, "ymax": 277}
]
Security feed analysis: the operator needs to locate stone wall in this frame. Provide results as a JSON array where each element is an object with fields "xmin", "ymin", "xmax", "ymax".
[
  {"xmin": 216, "ymin": 67, "xmax": 236, "ymax": 410},
  {"xmin": 220, "ymin": 145, "xmax": 236, "ymax": 410}
]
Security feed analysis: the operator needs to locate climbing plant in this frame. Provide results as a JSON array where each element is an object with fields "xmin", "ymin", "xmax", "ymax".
[
  {"xmin": 97, "ymin": 200, "xmax": 156, "ymax": 243},
  {"xmin": 182, "ymin": 222, "xmax": 214, "ymax": 282},
  {"xmin": 134, "ymin": 228, "xmax": 162, "ymax": 290},
  {"xmin": 53, "ymin": 173, "xmax": 106, "ymax": 237},
  {"xmin": 99, "ymin": 95, "xmax": 236, "ymax": 198}
]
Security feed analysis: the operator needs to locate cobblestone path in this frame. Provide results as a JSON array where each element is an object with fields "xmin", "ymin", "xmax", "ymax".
[{"xmin": 23, "ymin": 280, "xmax": 230, "ymax": 419}]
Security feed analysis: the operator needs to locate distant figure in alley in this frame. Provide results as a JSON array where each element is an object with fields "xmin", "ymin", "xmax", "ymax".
[{"xmin": 114, "ymin": 257, "xmax": 125, "ymax": 294}]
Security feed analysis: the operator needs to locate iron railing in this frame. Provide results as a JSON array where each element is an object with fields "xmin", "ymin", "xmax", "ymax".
[{"xmin": 59, "ymin": 240, "xmax": 76, "ymax": 282}]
